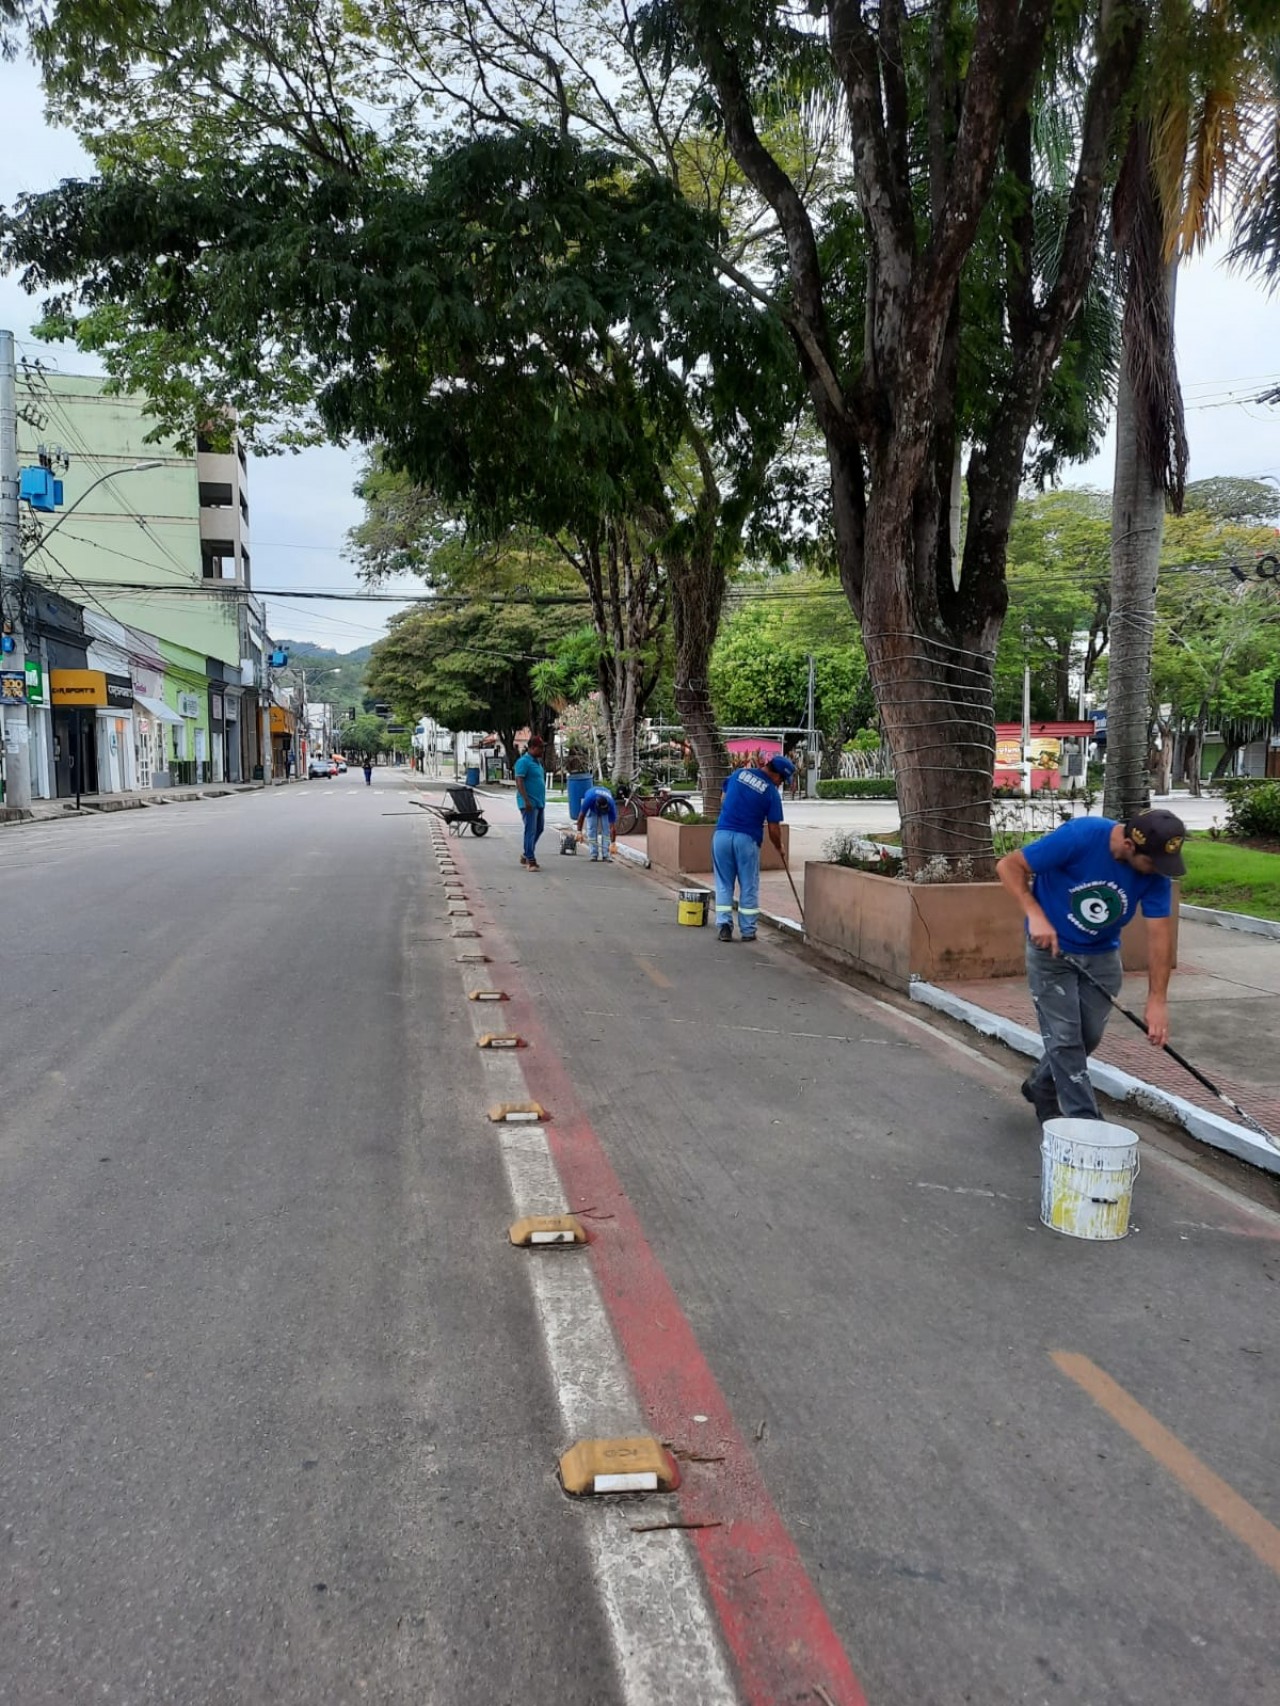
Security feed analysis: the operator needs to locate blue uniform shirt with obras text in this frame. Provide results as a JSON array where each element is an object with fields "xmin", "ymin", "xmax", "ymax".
[
  {"xmin": 715, "ymin": 767, "xmax": 784, "ymax": 846},
  {"xmin": 514, "ymin": 751, "xmax": 546, "ymax": 810},
  {"xmin": 581, "ymin": 786, "xmax": 617, "ymax": 824},
  {"xmin": 1022, "ymin": 816, "xmax": 1172, "ymax": 954}
]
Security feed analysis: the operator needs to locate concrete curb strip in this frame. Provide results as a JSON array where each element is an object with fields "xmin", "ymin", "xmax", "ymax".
[
  {"xmin": 1180, "ymin": 902, "xmax": 1280, "ymax": 942},
  {"xmin": 908, "ymin": 979, "xmax": 1280, "ymax": 1177}
]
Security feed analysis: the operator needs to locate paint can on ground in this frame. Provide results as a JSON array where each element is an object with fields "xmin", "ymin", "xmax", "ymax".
[
  {"xmin": 677, "ymin": 886, "xmax": 711, "ymax": 927},
  {"xmin": 559, "ymin": 829, "xmax": 578, "ymax": 855},
  {"xmin": 1040, "ymin": 1117, "xmax": 1140, "ymax": 1241}
]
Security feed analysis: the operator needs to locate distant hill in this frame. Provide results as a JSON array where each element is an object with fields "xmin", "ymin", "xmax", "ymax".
[{"xmin": 276, "ymin": 641, "xmax": 373, "ymax": 718}]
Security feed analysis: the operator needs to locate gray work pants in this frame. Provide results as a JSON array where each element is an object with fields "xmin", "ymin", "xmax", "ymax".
[{"xmin": 1025, "ymin": 943, "xmax": 1123, "ymax": 1120}]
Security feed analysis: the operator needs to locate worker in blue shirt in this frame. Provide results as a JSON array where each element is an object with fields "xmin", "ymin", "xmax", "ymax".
[
  {"xmin": 712, "ymin": 755, "xmax": 795, "ymax": 942},
  {"xmin": 576, "ymin": 784, "xmax": 618, "ymax": 861},
  {"xmin": 997, "ymin": 808, "xmax": 1185, "ymax": 1122}
]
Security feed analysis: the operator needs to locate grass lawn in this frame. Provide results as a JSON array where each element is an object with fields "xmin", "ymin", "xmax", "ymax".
[{"xmin": 1179, "ymin": 838, "xmax": 1280, "ymax": 922}]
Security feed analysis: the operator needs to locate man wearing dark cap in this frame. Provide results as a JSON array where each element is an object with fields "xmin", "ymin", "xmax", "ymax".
[
  {"xmin": 997, "ymin": 808, "xmax": 1187, "ymax": 1123},
  {"xmin": 514, "ymin": 735, "xmax": 547, "ymax": 871}
]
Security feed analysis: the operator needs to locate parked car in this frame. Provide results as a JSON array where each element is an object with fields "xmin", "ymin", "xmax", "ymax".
[
  {"xmin": 308, "ymin": 756, "xmax": 333, "ymax": 779},
  {"xmin": 334, "ymin": 757, "xmax": 348, "ymax": 773}
]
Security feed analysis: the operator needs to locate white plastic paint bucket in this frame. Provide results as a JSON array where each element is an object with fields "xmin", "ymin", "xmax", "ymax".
[{"xmin": 1040, "ymin": 1117, "xmax": 1140, "ymax": 1241}]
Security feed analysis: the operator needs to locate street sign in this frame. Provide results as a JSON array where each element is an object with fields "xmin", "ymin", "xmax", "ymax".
[{"xmin": 24, "ymin": 659, "xmax": 45, "ymax": 705}]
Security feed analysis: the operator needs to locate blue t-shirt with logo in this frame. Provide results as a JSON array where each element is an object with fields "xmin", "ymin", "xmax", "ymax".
[
  {"xmin": 581, "ymin": 786, "xmax": 617, "ymax": 824},
  {"xmin": 514, "ymin": 751, "xmax": 546, "ymax": 809},
  {"xmin": 715, "ymin": 767, "xmax": 784, "ymax": 846},
  {"xmin": 1023, "ymin": 817, "xmax": 1172, "ymax": 954}
]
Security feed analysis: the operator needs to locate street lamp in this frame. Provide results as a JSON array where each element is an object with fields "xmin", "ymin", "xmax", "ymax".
[{"xmin": 23, "ymin": 461, "xmax": 164, "ymax": 556}]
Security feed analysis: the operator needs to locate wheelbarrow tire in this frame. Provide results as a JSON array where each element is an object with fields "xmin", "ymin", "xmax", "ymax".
[{"xmin": 470, "ymin": 819, "xmax": 490, "ymax": 836}]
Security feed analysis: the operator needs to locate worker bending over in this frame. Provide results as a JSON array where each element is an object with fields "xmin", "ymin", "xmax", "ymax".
[
  {"xmin": 712, "ymin": 755, "xmax": 794, "ymax": 942},
  {"xmin": 997, "ymin": 808, "xmax": 1186, "ymax": 1123},
  {"xmin": 576, "ymin": 785, "xmax": 618, "ymax": 861}
]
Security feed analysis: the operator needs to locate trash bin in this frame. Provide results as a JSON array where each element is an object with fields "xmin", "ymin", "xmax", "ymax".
[
  {"xmin": 465, "ymin": 766, "xmax": 480, "ymax": 787},
  {"xmin": 567, "ymin": 773, "xmax": 592, "ymax": 819}
]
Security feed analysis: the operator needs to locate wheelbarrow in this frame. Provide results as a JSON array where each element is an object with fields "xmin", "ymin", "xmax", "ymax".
[{"xmin": 414, "ymin": 785, "xmax": 490, "ymax": 836}]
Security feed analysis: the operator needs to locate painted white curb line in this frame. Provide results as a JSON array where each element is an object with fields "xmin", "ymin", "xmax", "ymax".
[
  {"xmin": 449, "ymin": 915, "xmax": 737, "ymax": 1703},
  {"xmin": 1181, "ymin": 902, "xmax": 1280, "ymax": 941},
  {"xmin": 908, "ymin": 979, "xmax": 1280, "ymax": 1177}
]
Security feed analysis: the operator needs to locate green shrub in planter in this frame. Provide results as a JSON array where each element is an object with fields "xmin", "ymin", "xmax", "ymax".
[
  {"xmin": 815, "ymin": 778, "xmax": 898, "ymax": 800},
  {"xmin": 1222, "ymin": 778, "xmax": 1280, "ymax": 840}
]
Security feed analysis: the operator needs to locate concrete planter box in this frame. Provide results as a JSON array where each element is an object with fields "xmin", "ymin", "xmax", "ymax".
[
  {"xmin": 647, "ymin": 816, "xmax": 791, "ymax": 878},
  {"xmin": 804, "ymin": 864, "xmax": 1178, "ymax": 992}
]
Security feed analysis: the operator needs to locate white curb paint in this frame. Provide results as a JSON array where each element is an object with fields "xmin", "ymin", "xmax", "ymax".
[
  {"xmin": 908, "ymin": 979, "xmax": 1280, "ymax": 1177},
  {"xmin": 1181, "ymin": 902, "xmax": 1280, "ymax": 941},
  {"xmin": 454, "ymin": 961, "xmax": 738, "ymax": 1705}
]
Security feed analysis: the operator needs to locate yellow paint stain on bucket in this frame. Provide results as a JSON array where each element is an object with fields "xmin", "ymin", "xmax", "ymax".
[{"xmin": 1040, "ymin": 1118, "xmax": 1140, "ymax": 1241}]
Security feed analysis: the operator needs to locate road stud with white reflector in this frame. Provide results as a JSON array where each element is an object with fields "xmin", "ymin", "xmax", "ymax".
[
  {"xmin": 489, "ymin": 1102, "xmax": 549, "ymax": 1123},
  {"xmin": 508, "ymin": 1214, "xmax": 586, "ymax": 1247},
  {"xmin": 478, "ymin": 1033, "xmax": 526, "ymax": 1049},
  {"xmin": 558, "ymin": 1438, "xmax": 681, "ymax": 1496},
  {"xmin": 468, "ymin": 989, "xmax": 509, "ymax": 1002},
  {"xmin": 456, "ymin": 952, "xmax": 490, "ymax": 964}
]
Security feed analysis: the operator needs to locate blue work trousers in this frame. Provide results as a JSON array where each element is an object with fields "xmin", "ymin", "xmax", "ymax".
[
  {"xmin": 712, "ymin": 830, "xmax": 761, "ymax": 937},
  {"xmin": 1024, "ymin": 943, "xmax": 1123, "ymax": 1119},
  {"xmin": 521, "ymin": 805, "xmax": 545, "ymax": 863},
  {"xmin": 586, "ymin": 814, "xmax": 610, "ymax": 858}
]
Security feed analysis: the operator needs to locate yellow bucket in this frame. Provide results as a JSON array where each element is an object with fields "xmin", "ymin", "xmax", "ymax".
[{"xmin": 677, "ymin": 898, "xmax": 705, "ymax": 927}]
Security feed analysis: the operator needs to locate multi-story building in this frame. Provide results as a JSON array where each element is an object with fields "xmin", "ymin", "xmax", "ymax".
[{"xmin": 15, "ymin": 367, "xmax": 271, "ymax": 795}]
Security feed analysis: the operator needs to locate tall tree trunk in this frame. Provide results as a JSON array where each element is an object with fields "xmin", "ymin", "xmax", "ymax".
[
  {"xmin": 1103, "ymin": 353, "xmax": 1166, "ymax": 820},
  {"xmin": 667, "ymin": 539, "xmax": 729, "ymax": 817}
]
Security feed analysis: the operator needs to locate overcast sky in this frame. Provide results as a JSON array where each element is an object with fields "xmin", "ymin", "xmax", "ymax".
[{"xmin": 2, "ymin": 51, "xmax": 1279, "ymax": 653}]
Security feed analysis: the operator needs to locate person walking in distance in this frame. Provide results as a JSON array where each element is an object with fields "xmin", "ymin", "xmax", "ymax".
[
  {"xmin": 712, "ymin": 754, "xmax": 794, "ymax": 942},
  {"xmin": 363, "ymin": 760, "xmax": 373, "ymax": 786},
  {"xmin": 514, "ymin": 735, "xmax": 547, "ymax": 871},
  {"xmin": 576, "ymin": 783, "xmax": 618, "ymax": 861},
  {"xmin": 996, "ymin": 808, "xmax": 1186, "ymax": 1123}
]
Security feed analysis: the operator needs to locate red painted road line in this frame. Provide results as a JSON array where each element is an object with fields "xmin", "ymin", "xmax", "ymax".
[{"xmin": 458, "ymin": 849, "xmax": 868, "ymax": 1706}]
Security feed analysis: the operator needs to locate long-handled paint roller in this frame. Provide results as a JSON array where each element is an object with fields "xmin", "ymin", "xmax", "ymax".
[
  {"xmin": 1070, "ymin": 956, "xmax": 1279, "ymax": 1151},
  {"xmin": 780, "ymin": 850, "xmax": 804, "ymax": 927}
]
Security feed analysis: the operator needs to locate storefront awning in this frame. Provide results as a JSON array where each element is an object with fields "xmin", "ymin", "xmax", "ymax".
[{"xmin": 134, "ymin": 693, "xmax": 183, "ymax": 726}]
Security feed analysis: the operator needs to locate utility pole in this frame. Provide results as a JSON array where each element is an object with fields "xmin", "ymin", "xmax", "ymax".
[
  {"xmin": 805, "ymin": 652, "xmax": 817, "ymax": 798},
  {"xmin": 0, "ymin": 330, "xmax": 31, "ymax": 811}
]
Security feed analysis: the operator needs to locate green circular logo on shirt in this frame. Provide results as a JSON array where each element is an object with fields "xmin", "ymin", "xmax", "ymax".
[{"xmin": 1068, "ymin": 883, "xmax": 1126, "ymax": 932}]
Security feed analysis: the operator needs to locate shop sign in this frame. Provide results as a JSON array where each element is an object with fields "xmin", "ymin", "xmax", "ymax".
[
  {"xmin": 211, "ymin": 693, "xmax": 224, "ymax": 720},
  {"xmin": 24, "ymin": 659, "xmax": 45, "ymax": 705},
  {"xmin": 105, "ymin": 675, "xmax": 133, "ymax": 711},
  {"xmin": 51, "ymin": 668, "xmax": 108, "ymax": 708},
  {"xmin": 1, "ymin": 668, "xmax": 26, "ymax": 704},
  {"xmin": 178, "ymin": 692, "xmax": 200, "ymax": 718}
]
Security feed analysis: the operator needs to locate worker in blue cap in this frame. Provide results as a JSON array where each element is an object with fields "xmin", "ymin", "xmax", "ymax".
[{"xmin": 712, "ymin": 754, "xmax": 794, "ymax": 942}]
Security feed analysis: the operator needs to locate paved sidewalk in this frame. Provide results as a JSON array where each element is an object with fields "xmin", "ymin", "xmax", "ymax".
[
  {"xmin": 0, "ymin": 779, "xmax": 278, "ymax": 824},
  {"xmin": 621, "ymin": 836, "xmax": 1280, "ymax": 1167}
]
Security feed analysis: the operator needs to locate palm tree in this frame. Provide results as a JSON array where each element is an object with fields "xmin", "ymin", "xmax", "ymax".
[{"xmin": 1105, "ymin": 0, "xmax": 1274, "ymax": 821}]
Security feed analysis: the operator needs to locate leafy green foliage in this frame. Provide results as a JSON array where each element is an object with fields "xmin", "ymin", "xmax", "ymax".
[
  {"xmin": 339, "ymin": 712, "xmax": 390, "ymax": 765},
  {"xmin": 1221, "ymin": 779, "xmax": 1280, "ymax": 841},
  {"xmin": 709, "ymin": 575, "xmax": 872, "ymax": 735},
  {"xmin": 815, "ymin": 779, "xmax": 898, "ymax": 800},
  {"xmin": 276, "ymin": 642, "xmax": 371, "ymax": 721},
  {"xmin": 363, "ymin": 598, "xmax": 578, "ymax": 761}
]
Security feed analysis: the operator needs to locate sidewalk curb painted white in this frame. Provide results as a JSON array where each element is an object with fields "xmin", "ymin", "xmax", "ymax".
[
  {"xmin": 1181, "ymin": 902, "xmax": 1280, "ymax": 942},
  {"xmin": 908, "ymin": 979, "xmax": 1280, "ymax": 1177}
]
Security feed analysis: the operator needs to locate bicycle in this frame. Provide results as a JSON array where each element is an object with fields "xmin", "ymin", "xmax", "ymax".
[{"xmin": 615, "ymin": 784, "xmax": 698, "ymax": 836}]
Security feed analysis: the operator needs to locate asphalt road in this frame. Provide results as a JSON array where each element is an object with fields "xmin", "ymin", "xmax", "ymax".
[{"xmin": 2, "ymin": 777, "xmax": 1277, "ymax": 1705}]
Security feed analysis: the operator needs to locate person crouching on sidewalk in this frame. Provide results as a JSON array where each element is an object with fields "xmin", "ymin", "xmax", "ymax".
[
  {"xmin": 576, "ymin": 784, "xmax": 618, "ymax": 861},
  {"xmin": 996, "ymin": 808, "xmax": 1186, "ymax": 1123},
  {"xmin": 712, "ymin": 755, "xmax": 794, "ymax": 942}
]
